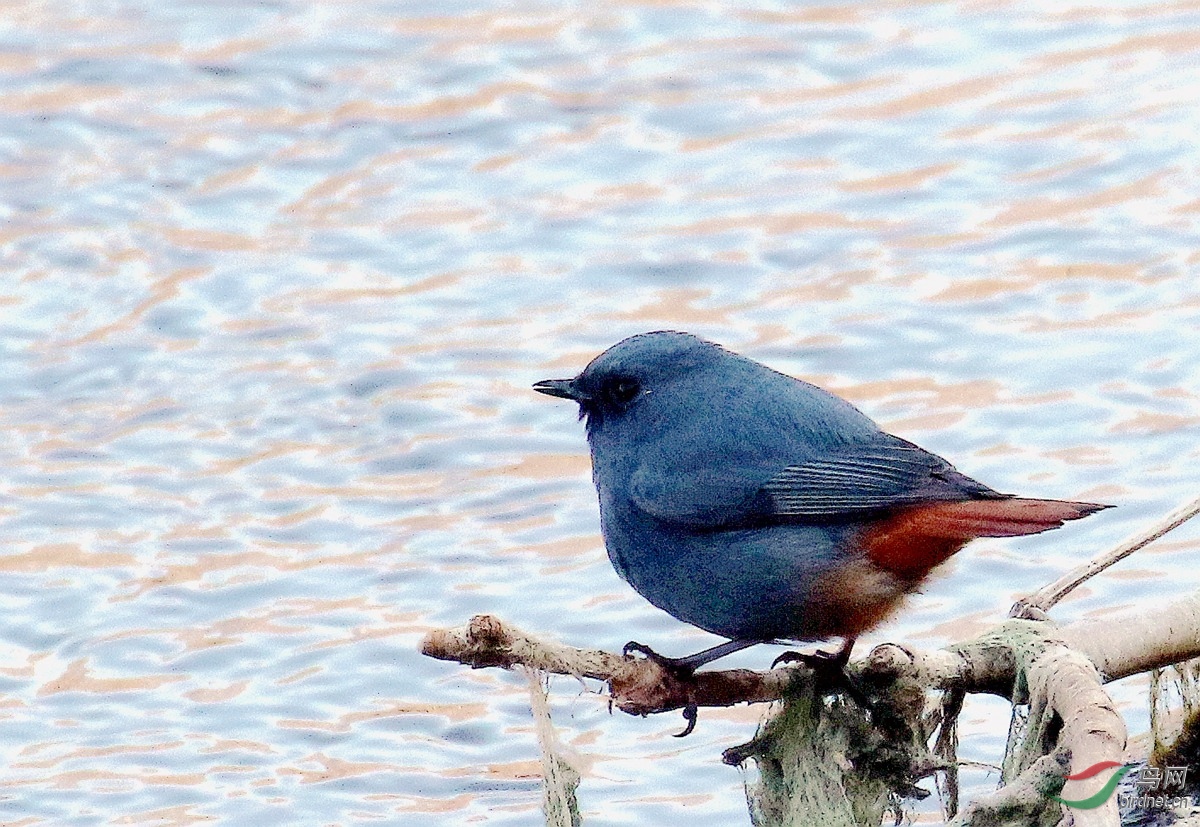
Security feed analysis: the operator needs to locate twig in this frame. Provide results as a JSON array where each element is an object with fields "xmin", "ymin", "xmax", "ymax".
[
  {"xmin": 1013, "ymin": 494, "xmax": 1200, "ymax": 618},
  {"xmin": 421, "ymin": 594, "xmax": 1200, "ymax": 719},
  {"xmin": 420, "ymin": 614, "xmax": 796, "ymax": 716},
  {"xmin": 422, "ymin": 614, "xmax": 624, "ymax": 680}
]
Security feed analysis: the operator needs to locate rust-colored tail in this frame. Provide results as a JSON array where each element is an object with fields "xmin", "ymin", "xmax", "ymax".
[
  {"xmin": 865, "ymin": 498, "xmax": 1111, "ymax": 580},
  {"xmin": 908, "ymin": 498, "xmax": 1112, "ymax": 539}
]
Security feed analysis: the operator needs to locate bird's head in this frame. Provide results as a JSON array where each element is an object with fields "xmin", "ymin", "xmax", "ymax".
[{"xmin": 533, "ymin": 331, "xmax": 726, "ymax": 434}]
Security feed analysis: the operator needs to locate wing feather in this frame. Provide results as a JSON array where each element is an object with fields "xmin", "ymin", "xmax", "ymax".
[
  {"xmin": 762, "ymin": 443, "xmax": 1002, "ymax": 518},
  {"xmin": 630, "ymin": 438, "xmax": 1003, "ymax": 528}
]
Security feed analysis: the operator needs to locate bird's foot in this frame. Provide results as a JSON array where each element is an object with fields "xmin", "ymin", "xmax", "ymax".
[
  {"xmin": 771, "ymin": 645, "xmax": 851, "ymax": 671},
  {"xmin": 771, "ymin": 646, "xmax": 872, "ymax": 711},
  {"xmin": 622, "ymin": 640, "xmax": 700, "ymax": 737},
  {"xmin": 622, "ymin": 640, "xmax": 697, "ymax": 679}
]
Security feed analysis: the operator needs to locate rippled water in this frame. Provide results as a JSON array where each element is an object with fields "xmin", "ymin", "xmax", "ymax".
[{"xmin": 2, "ymin": 2, "xmax": 1199, "ymax": 824}]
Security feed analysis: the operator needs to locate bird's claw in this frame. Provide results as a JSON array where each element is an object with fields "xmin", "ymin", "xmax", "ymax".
[
  {"xmin": 621, "ymin": 640, "xmax": 694, "ymax": 678},
  {"xmin": 674, "ymin": 704, "xmax": 698, "ymax": 738},
  {"xmin": 771, "ymin": 647, "xmax": 847, "ymax": 670},
  {"xmin": 622, "ymin": 640, "xmax": 656, "ymax": 660},
  {"xmin": 771, "ymin": 648, "xmax": 871, "ymax": 711},
  {"xmin": 622, "ymin": 641, "xmax": 702, "ymax": 737}
]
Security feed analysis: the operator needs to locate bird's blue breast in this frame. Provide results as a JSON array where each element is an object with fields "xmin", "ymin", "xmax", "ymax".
[{"xmin": 597, "ymin": 486, "xmax": 864, "ymax": 641}]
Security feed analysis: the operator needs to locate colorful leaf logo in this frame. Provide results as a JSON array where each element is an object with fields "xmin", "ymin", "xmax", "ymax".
[{"xmin": 1051, "ymin": 762, "xmax": 1135, "ymax": 809}]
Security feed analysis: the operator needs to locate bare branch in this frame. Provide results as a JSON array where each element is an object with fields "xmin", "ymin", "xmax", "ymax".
[
  {"xmin": 421, "ymin": 614, "xmax": 624, "ymax": 680},
  {"xmin": 1060, "ymin": 592, "xmax": 1200, "ymax": 682},
  {"xmin": 420, "ymin": 614, "xmax": 795, "ymax": 716},
  {"xmin": 1027, "ymin": 645, "xmax": 1126, "ymax": 827},
  {"xmin": 420, "ymin": 592, "xmax": 1200, "ymax": 827},
  {"xmin": 421, "ymin": 591, "xmax": 1200, "ymax": 720}
]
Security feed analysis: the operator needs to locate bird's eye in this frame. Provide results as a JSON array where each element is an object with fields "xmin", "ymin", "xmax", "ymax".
[{"xmin": 607, "ymin": 378, "xmax": 642, "ymax": 407}]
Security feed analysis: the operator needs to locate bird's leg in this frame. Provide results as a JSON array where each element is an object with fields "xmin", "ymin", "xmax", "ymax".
[
  {"xmin": 624, "ymin": 638, "xmax": 760, "ymax": 675},
  {"xmin": 771, "ymin": 637, "xmax": 872, "ymax": 709},
  {"xmin": 621, "ymin": 638, "xmax": 760, "ymax": 737}
]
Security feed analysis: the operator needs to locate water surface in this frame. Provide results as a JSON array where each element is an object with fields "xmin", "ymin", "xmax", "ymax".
[{"xmin": 2, "ymin": 2, "xmax": 1199, "ymax": 825}]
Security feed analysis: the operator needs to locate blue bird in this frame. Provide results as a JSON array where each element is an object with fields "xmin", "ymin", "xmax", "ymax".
[{"xmin": 534, "ymin": 331, "xmax": 1107, "ymax": 682}]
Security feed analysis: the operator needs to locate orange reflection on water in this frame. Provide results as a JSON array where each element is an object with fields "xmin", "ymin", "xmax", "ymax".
[
  {"xmin": 279, "ymin": 699, "xmax": 490, "ymax": 735},
  {"xmin": 0, "ymin": 544, "xmax": 136, "ymax": 573},
  {"xmin": 37, "ymin": 658, "xmax": 185, "ymax": 697}
]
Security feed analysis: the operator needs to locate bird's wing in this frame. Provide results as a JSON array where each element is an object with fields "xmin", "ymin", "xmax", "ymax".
[
  {"xmin": 630, "ymin": 438, "xmax": 1002, "ymax": 528},
  {"xmin": 760, "ymin": 441, "xmax": 1001, "ymax": 518},
  {"xmin": 628, "ymin": 463, "xmax": 770, "ymax": 528}
]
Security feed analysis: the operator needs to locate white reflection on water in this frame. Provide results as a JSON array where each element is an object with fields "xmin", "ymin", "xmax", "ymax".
[{"xmin": 0, "ymin": 1, "xmax": 1198, "ymax": 825}]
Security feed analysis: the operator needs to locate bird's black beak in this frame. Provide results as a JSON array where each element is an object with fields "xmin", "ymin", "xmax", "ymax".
[{"xmin": 533, "ymin": 378, "xmax": 579, "ymax": 400}]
